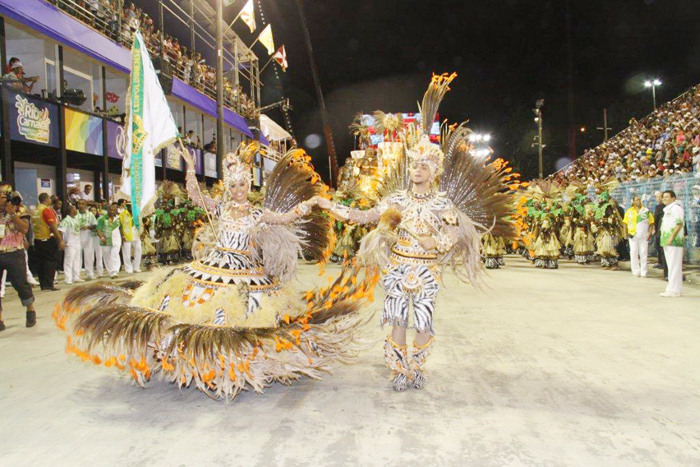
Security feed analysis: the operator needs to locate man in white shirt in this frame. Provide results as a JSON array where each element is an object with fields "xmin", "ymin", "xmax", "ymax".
[
  {"xmin": 659, "ymin": 190, "xmax": 685, "ymax": 297},
  {"xmin": 97, "ymin": 203, "xmax": 122, "ymax": 279},
  {"xmin": 76, "ymin": 200, "xmax": 98, "ymax": 280},
  {"xmin": 58, "ymin": 204, "xmax": 83, "ymax": 285},
  {"xmin": 79, "ymin": 184, "xmax": 93, "ymax": 202},
  {"xmin": 623, "ymin": 195, "xmax": 655, "ymax": 278}
]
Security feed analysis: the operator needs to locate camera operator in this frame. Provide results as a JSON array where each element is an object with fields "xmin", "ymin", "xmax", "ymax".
[{"xmin": 0, "ymin": 184, "xmax": 36, "ymax": 331}]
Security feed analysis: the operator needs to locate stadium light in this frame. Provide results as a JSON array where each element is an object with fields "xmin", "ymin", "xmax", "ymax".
[{"xmin": 644, "ymin": 78, "xmax": 662, "ymax": 110}]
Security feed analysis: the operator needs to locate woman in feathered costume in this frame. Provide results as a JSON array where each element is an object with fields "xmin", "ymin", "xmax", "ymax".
[
  {"xmin": 317, "ymin": 74, "xmax": 516, "ymax": 391},
  {"xmin": 52, "ymin": 143, "xmax": 378, "ymax": 401},
  {"xmin": 572, "ymin": 195, "xmax": 596, "ymax": 264},
  {"xmin": 594, "ymin": 190, "xmax": 625, "ymax": 269}
]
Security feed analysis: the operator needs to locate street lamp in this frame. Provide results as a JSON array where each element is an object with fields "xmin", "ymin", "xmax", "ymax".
[{"xmin": 644, "ymin": 79, "xmax": 662, "ymax": 110}]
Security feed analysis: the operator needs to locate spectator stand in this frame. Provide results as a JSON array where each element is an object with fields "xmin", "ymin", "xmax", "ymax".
[{"xmin": 554, "ymin": 84, "xmax": 700, "ymax": 186}]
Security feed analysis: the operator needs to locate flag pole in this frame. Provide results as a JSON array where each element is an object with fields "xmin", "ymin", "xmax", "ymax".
[
  {"xmin": 225, "ymin": 2, "xmax": 247, "ymax": 33},
  {"xmin": 178, "ymin": 138, "xmax": 219, "ymax": 243},
  {"xmin": 259, "ymin": 55, "xmax": 275, "ymax": 74}
]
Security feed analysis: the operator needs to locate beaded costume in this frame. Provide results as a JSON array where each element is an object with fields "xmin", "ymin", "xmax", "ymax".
[
  {"xmin": 327, "ymin": 74, "xmax": 517, "ymax": 391},
  {"xmin": 53, "ymin": 145, "xmax": 377, "ymax": 401}
]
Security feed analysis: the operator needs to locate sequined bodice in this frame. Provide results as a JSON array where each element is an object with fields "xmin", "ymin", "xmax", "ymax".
[
  {"xmin": 387, "ymin": 190, "xmax": 451, "ymax": 263},
  {"xmin": 214, "ymin": 203, "xmax": 263, "ymax": 252}
]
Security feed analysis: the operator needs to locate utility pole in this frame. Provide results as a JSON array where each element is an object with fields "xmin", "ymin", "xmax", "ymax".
[
  {"xmin": 216, "ymin": 0, "xmax": 225, "ymax": 175},
  {"xmin": 596, "ymin": 108, "xmax": 612, "ymax": 142},
  {"xmin": 296, "ymin": 0, "xmax": 338, "ymax": 186},
  {"xmin": 564, "ymin": 0, "xmax": 576, "ymax": 159},
  {"xmin": 533, "ymin": 99, "xmax": 545, "ymax": 178}
]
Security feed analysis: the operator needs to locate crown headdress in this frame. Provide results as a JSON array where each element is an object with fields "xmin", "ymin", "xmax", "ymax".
[
  {"xmin": 406, "ymin": 134, "xmax": 444, "ymax": 178},
  {"xmin": 223, "ymin": 142, "xmax": 257, "ymax": 186}
]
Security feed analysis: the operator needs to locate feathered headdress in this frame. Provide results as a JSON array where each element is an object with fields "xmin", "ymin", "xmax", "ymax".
[{"xmin": 401, "ymin": 72, "xmax": 457, "ymax": 179}]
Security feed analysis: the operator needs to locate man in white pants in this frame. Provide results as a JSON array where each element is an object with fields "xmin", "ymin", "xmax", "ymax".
[
  {"xmin": 75, "ymin": 200, "xmax": 98, "ymax": 280},
  {"xmin": 92, "ymin": 205, "xmax": 105, "ymax": 277},
  {"xmin": 623, "ymin": 195, "xmax": 654, "ymax": 278},
  {"xmin": 58, "ymin": 204, "xmax": 83, "ymax": 285},
  {"xmin": 97, "ymin": 203, "xmax": 122, "ymax": 278},
  {"xmin": 118, "ymin": 199, "xmax": 142, "ymax": 274},
  {"xmin": 659, "ymin": 190, "xmax": 685, "ymax": 298}
]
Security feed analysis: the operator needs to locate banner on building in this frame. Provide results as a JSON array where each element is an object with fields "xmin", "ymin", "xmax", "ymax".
[
  {"xmin": 106, "ymin": 120, "xmax": 123, "ymax": 159},
  {"xmin": 166, "ymin": 145, "xmax": 183, "ymax": 171},
  {"xmin": 8, "ymin": 91, "xmax": 59, "ymax": 147},
  {"xmin": 64, "ymin": 108, "xmax": 103, "ymax": 155}
]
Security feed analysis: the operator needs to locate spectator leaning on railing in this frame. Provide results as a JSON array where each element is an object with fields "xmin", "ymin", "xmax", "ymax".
[{"xmin": 55, "ymin": 0, "xmax": 259, "ymax": 118}]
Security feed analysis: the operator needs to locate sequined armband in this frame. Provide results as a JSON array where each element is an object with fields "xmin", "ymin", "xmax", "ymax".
[{"xmin": 330, "ymin": 203, "xmax": 351, "ymax": 221}]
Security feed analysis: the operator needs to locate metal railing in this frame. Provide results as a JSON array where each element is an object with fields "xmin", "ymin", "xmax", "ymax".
[{"xmin": 49, "ymin": 0, "xmax": 258, "ymax": 119}]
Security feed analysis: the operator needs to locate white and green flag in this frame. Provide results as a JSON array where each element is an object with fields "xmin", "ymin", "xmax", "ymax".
[{"xmin": 121, "ymin": 31, "xmax": 178, "ymax": 228}]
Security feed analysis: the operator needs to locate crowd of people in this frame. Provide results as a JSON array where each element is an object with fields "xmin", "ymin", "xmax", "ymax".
[
  {"xmin": 0, "ymin": 180, "xmax": 207, "ymax": 331},
  {"xmin": 50, "ymin": 0, "xmax": 258, "ymax": 119},
  {"xmin": 553, "ymin": 85, "xmax": 700, "ymax": 186}
]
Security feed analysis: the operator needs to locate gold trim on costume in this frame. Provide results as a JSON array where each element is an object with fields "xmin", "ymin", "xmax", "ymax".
[{"xmin": 188, "ymin": 260, "xmax": 266, "ymax": 278}]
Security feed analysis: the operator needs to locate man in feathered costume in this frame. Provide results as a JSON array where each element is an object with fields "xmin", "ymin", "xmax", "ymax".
[{"xmin": 317, "ymin": 74, "xmax": 516, "ymax": 391}]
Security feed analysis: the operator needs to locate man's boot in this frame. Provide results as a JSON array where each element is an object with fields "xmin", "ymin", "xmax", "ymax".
[
  {"xmin": 409, "ymin": 336, "xmax": 435, "ymax": 389},
  {"xmin": 384, "ymin": 336, "xmax": 409, "ymax": 392}
]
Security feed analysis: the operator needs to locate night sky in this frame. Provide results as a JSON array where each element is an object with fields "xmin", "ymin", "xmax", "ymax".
[{"xmin": 149, "ymin": 0, "xmax": 700, "ymax": 181}]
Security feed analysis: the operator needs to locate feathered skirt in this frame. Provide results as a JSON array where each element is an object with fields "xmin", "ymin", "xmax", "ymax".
[
  {"xmin": 534, "ymin": 232, "xmax": 561, "ymax": 259},
  {"xmin": 595, "ymin": 228, "xmax": 618, "ymax": 258},
  {"xmin": 52, "ymin": 260, "xmax": 379, "ymax": 401}
]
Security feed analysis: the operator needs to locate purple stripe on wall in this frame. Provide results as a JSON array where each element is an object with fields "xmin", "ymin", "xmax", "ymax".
[{"xmin": 171, "ymin": 77, "xmax": 254, "ymax": 139}]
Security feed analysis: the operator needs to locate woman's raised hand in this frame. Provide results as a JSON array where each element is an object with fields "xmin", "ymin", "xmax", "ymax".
[{"xmin": 180, "ymin": 146, "xmax": 195, "ymax": 170}]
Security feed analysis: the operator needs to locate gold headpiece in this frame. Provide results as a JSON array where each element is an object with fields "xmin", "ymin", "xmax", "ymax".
[
  {"xmin": 406, "ymin": 134, "xmax": 444, "ymax": 178},
  {"xmin": 223, "ymin": 142, "xmax": 258, "ymax": 186}
]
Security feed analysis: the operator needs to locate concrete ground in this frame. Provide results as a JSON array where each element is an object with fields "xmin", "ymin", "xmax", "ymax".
[{"xmin": 1, "ymin": 256, "xmax": 699, "ymax": 467}]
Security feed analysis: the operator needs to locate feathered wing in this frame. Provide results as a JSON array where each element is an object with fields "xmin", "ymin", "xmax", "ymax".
[
  {"xmin": 376, "ymin": 149, "xmax": 408, "ymax": 198},
  {"xmin": 439, "ymin": 209, "xmax": 485, "ymax": 287},
  {"xmin": 355, "ymin": 208, "xmax": 401, "ymax": 269},
  {"xmin": 249, "ymin": 222, "xmax": 305, "ymax": 283},
  {"xmin": 257, "ymin": 148, "xmax": 333, "ymax": 265},
  {"xmin": 439, "ymin": 137, "xmax": 517, "ymax": 238}
]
